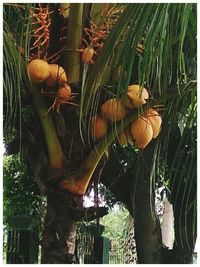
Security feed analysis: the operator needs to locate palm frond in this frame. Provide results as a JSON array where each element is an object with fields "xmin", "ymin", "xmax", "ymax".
[
  {"xmin": 149, "ymin": 83, "xmax": 197, "ymax": 250},
  {"xmin": 3, "ymin": 3, "xmax": 34, "ymax": 132}
]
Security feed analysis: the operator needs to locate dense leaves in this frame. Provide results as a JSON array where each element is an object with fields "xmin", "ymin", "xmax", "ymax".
[{"xmin": 3, "ymin": 154, "xmax": 44, "ymax": 222}]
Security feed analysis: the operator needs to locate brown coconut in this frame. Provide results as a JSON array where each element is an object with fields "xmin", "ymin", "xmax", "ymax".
[
  {"xmin": 117, "ymin": 128, "xmax": 133, "ymax": 145},
  {"xmin": 126, "ymin": 84, "xmax": 149, "ymax": 109},
  {"xmin": 27, "ymin": 59, "xmax": 50, "ymax": 84},
  {"xmin": 101, "ymin": 98, "xmax": 128, "ymax": 122},
  {"xmin": 46, "ymin": 64, "xmax": 67, "ymax": 87},
  {"xmin": 130, "ymin": 116, "xmax": 153, "ymax": 149},
  {"xmin": 91, "ymin": 115, "xmax": 108, "ymax": 141},
  {"xmin": 145, "ymin": 109, "xmax": 162, "ymax": 138}
]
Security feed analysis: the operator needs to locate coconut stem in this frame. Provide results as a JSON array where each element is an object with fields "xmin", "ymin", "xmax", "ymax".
[
  {"xmin": 64, "ymin": 3, "xmax": 83, "ymax": 83},
  {"xmin": 31, "ymin": 87, "xmax": 65, "ymax": 168}
]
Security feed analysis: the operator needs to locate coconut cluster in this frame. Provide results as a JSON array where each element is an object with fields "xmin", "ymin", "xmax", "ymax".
[
  {"xmin": 27, "ymin": 59, "xmax": 68, "ymax": 88},
  {"xmin": 90, "ymin": 84, "xmax": 162, "ymax": 149},
  {"xmin": 125, "ymin": 85, "xmax": 162, "ymax": 148}
]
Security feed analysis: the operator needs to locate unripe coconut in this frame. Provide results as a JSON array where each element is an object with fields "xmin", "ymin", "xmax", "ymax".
[
  {"xmin": 126, "ymin": 84, "xmax": 149, "ymax": 109},
  {"xmin": 101, "ymin": 98, "xmax": 128, "ymax": 122},
  {"xmin": 117, "ymin": 128, "xmax": 133, "ymax": 145},
  {"xmin": 27, "ymin": 59, "xmax": 50, "ymax": 84},
  {"xmin": 130, "ymin": 116, "xmax": 153, "ymax": 149},
  {"xmin": 144, "ymin": 109, "xmax": 162, "ymax": 138},
  {"xmin": 46, "ymin": 64, "xmax": 67, "ymax": 87},
  {"xmin": 90, "ymin": 115, "xmax": 108, "ymax": 141}
]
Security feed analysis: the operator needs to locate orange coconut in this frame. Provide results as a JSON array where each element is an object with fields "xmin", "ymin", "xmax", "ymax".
[
  {"xmin": 144, "ymin": 109, "xmax": 162, "ymax": 138},
  {"xmin": 126, "ymin": 84, "xmax": 149, "ymax": 109},
  {"xmin": 130, "ymin": 116, "xmax": 153, "ymax": 149},
  {"xmin": 90, "ymin": 115, "xmax": 108, "ymax": 141},
  {"xmin": 117, "ymin": 128, "xmax": 133, "ymax": 145},
  {"xmin": 45, "ymin": 64, "xmax": 67, "ymax": 87},
  {"xmin": 101, "ymin": 98, "xmax": 128, "ymax": 122},
  {"xmin": 27, "ymin": 59, "xmax": 50, "ymax": 84}
]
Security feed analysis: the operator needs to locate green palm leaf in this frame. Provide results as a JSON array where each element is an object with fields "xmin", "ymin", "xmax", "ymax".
[{"xmin": 3, "ymin": 3, "xmax": 33, "ymax": 132}]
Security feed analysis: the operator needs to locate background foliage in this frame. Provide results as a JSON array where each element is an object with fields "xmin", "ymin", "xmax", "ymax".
[{"xmin": 3, "ymin": 154, "xmax": 44, "ymax": 223}]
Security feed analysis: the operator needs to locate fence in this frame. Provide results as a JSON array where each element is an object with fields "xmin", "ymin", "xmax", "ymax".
[
  {"xmin": 77, "ymin": 229, "xmax": 126, "ymax": 264},
  {"xmin": 109, "ymin": 238, "xmax": 126, "ymax": 264},
  {"xmin": 4, "ymin": 216, "xmax": 39, "ymax": 264},
  {"xmin": 77, "ymin": 232, "xmax": 95, "ymax": 263},
  {"xmin": 4, "ymin": 220, "xmax": 128, "ymax": 264}
]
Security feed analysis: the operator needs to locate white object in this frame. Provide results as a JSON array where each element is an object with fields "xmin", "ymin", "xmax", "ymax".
[{"xmin": 161, "ymin": 199, "xmax": 175, "ymax": 249}]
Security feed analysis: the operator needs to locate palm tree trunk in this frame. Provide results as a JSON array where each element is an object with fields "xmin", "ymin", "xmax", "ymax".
[
  {"xmin": 134, "ymin": 144, "xmax": 162, "ymax": 264},
  {"xmin": 41, "ymin": 189, "xmax": 80, "ymax": 264}
]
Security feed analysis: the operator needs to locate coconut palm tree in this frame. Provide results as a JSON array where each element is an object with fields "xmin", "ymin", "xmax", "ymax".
[{"xmin": 3, "ymin": 3, "xmax": 196, "ymax": 264}]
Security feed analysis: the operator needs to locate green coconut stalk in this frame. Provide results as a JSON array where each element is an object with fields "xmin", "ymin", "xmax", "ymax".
[
  {"xmin": 64, "ymin": 3, "xmax": 83, "ymax": 83},
  {"xmin": 29, "ymin": 86, "xmax": 65, "ymax": 169}
]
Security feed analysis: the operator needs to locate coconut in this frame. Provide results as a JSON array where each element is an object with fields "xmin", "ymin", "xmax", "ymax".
[
  {"xmin": 90, "ymin": 115, "xmax": 108, "ymax": 141},
  {"xmin": 101, "ymin": 98, "xmax": 128, "ymax": 122},
  {"xmin": 126, "ymin": 84, "xmax": 149, "ymax": 109},
  {"xmin": 27, "ymin": 59, "xmax": 50, "ymax": 84},
  {"xmin": 145, "ymin": 109, "xmax": 162, "ymax": 138},
  {"xmin": 45, "ymin": 64, "xmax": 67, "ymax": 87},
  {"xmin": 117, "ymin": 128, "xmax": 133, "ymax": 145},
  {"xmin": 130, "ymin": 116, "xmax": 153, "ymax": 149}
]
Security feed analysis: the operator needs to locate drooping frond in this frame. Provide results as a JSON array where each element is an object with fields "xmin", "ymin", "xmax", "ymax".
[
  {"xmin": 3, "ymin": 3, "xmax": 34, "ymax": 132},
  {"xmin": 149, "ymin": 82, "xmax": 197, "ymax": 250}
]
